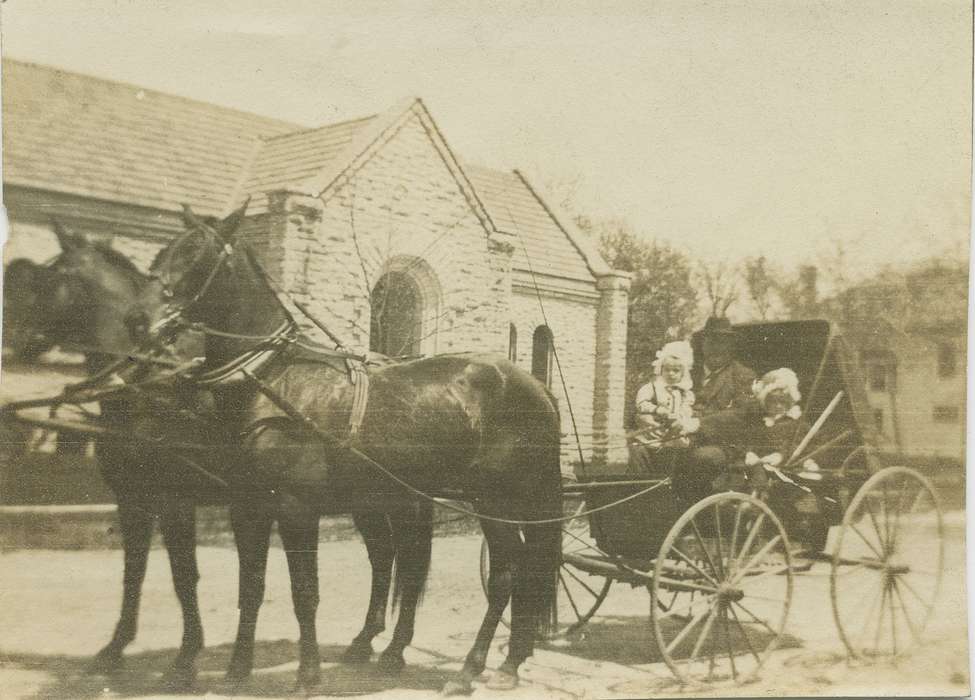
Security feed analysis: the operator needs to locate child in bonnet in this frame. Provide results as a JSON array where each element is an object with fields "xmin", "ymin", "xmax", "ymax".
[{"xmin": 633, "ymin": 340, "xmax": 700, "ymax": 453}]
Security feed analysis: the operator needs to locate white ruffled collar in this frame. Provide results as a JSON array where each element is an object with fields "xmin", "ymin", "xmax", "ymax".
[{"xmin": 764, "ymin": 404, "xmax": 802, "ymax": 427}]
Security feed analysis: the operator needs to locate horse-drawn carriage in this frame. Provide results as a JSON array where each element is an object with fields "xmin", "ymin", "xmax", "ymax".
[
  {"xmin": 2, "ymin": 214, "xmax": 945, "ymax": 692},
  {"xmin": 481, "ymin": 320, "xmax": 945, "ymax": 684}
]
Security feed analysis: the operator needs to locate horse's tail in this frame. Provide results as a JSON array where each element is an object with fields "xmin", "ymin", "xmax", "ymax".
[
  {"xmin": 522, "ymin": 385, "xmax": 563, "ymax": 637},
  {"xmin": 522, "ymin": 446, "xmax": 562, "ymax": 637},
  {"xmin": 391, "ymin": 500, "xmax": 434, "ymax": 614}
]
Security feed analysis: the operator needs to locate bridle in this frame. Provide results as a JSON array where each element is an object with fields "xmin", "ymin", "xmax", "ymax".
[{"xmin": 147, "ymin": 221, "xmax": 238, "ymax": 338}]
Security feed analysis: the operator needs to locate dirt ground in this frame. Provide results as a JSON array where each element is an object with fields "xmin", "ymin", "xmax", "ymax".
[{"xmin": 0, "ymin": 516, "xmax": 969, "ymax": 700}]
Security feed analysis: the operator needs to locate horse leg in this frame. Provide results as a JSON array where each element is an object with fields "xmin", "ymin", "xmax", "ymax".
[
  {"xmin": 377, "ymin": 501, "xmax": 433, "ymax": 675},
  {"xmin": 225, "ymin": 499, "xmax": 273, "ymax": 683},
  {"xmin": 442, "ymin": 519, "xmax": 518, "ymax": 696},
  {"xmin": 277, "ymin": 498, "xmax": 322, "ymax": 689},
  {"xmin": 89, "ymin": 494, "xmax": 154, "ymax": 675},
  {"xmin": 157, "ymin": 493, "xmax": 203, "ymax": 691},
  {"xmin": 343, "ymin": 508, "xmax": 394, "ymax": 664}
]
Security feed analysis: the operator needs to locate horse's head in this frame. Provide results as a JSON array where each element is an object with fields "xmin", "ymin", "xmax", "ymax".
[
  {"xmin": 144, "ymin": 201, "xmax": 250, "ymax": 326},
  {"xmin": 2, "ymin": 258, "xmax": 64, "ymax": 361},
  {"xmin": 5, "ymin": 223, "xmax": 164, "ymax": 365}
]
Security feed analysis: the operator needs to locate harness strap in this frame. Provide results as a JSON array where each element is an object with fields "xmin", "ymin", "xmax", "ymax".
[{"xmin": 346, "ymin": 360, "xmax": 369, "ymax": 441}]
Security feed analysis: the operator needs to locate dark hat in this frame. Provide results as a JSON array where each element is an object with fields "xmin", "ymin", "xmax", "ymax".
[{"xmin": 701, "ymin": 317, "xmax": 737, "ymax": 337}]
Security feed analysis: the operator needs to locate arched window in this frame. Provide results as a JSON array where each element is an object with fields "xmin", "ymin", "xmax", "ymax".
[
  {"xmin": 508, "ymin": 323, "xmax": 518, "ymax": 363},
  {"xmin": 531, "ymin": 325, "xmax": 554, "ymax": 386},
  {"xmin": 370, "ymin": 270, "xmax": 422, "ymax": 357}
]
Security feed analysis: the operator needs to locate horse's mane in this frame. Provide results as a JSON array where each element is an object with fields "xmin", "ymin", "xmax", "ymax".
[{"xmin": 91, "ymin": 241, "xmax": 150, "ymax": 279}]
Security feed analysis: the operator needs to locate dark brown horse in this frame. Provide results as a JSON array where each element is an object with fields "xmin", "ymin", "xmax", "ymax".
[
  {"xmin": 2, "ymin": 227, "xmax": 215, "ymax": 690},
  {"xmin": 130, "ymin": 204, "xmax": 564, "ymax": 693},
  {"xmin": 8, "ymin": 223, "xmax": 452, "ymax": 690}
]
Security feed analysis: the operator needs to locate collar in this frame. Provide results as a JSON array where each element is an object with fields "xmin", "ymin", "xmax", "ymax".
[
  {"xmin": 764, "ymin": 404, "xmax": 802, "ymax": 427},
  {"xmin": 194, "ymin": 320, "xmax": 296, "ymax": 386}
]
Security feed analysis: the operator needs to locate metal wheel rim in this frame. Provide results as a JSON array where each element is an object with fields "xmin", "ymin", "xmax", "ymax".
[
  {"xmin": 650, "ymin": 492, "xmax": 794, "ymax": 685},
  {"xmin": 830, "ymin": 466, "xmax": 944, "ymax": 661}
]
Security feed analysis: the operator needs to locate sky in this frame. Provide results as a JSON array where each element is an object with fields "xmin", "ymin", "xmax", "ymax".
[{"xmin": 1, "ymin": 0, "xmax": 971, "ymax": 277}]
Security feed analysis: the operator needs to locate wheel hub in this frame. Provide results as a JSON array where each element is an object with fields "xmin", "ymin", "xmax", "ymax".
[{"xmin": 717, "ymin": 583, "xmax": 745, "ymax": 602}]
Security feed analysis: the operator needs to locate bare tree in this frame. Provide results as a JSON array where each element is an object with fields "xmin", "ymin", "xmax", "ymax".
[
  {"xmin": 696, "ymin": 260, "xmax": 740, "ymax": 318},
  {"xmin": 743, "ymin": 255, "xmax": 776, "ymax": 320}
]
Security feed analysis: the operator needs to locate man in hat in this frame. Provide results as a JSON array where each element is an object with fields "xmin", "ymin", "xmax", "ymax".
[
  {"xmin": 673, "ymin": 317, "xmax": 757, "ymax": 502},
  {"xmin": 694, "ymin": 317, "xmax": 756, "ymax": 416}
]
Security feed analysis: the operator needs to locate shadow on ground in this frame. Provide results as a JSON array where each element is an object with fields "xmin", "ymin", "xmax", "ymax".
[
  {"xmin": 541, "ymin": 614, "xmax": 803, "ymax": 666},
  {"xmin": 2, "ymin": 641, "xmax": 450, "ymax": 698}
]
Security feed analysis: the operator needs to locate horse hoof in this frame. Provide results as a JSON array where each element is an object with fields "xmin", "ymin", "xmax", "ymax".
[
  {"xmin": 161, "ymin": 664, "xmax": 197, "ymax": 692},
  {"xmin": 376, "ymin": 651, "xmax": 405, "ymax": 675},
  {"xmin": 341, "ymin": 641, "xmax": 373, "ymax": 664},
  {"xmin": 224, "ymin": 663, "xmax": 252, "ymax": 685},
  {"xmin": 87, "ymin": 649, "xmax": 123, "ymax": 675},
  {"xmin": 440, "ymin": 679, "xmax": 473, "ymax": 696},
  {"xmin": 295, "ymin": 668, "xmax": 321, "ymax": 692},
  {"xmin": 485, "ymin": 669, "xmax": 520, "ymax": 691}
]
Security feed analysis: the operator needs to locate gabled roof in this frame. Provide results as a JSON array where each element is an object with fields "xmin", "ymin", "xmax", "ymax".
[
  {"xmin": 3, "ymin": 59, "xmax": 607, "ymax": 285},
  {"xmin": 241, "ymin": 115, "xmax": 376, "ymax": 213},
  {"xmin": 2, "ymin": 59, "xmax": 300, "ymax": 216},
  {"xmin": 466, "ymin": 166, "xmax": 610, "ymax": 281}
]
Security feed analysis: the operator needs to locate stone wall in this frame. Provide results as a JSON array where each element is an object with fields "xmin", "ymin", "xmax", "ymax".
[{"xmin": 260, "ymin": 109, "xmax": 511, "ymax": 356}]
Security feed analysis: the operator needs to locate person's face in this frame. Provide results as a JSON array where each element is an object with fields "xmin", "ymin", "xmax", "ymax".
[
  {"xmin": 703, "ymin": 335, "xmax": 734, "ymax": 366},
  {"xmin": 661, "ymin": 359, "xmax": 684, "ymax": 385},
  {"xmin": 764, "ymin": 389, "xmax": 794, "ymax": 418}
]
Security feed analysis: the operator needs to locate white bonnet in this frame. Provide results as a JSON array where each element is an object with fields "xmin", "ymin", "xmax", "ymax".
[
  {"xmin": 652, "ymin": 340, "xmax": 694, "ymax": 375},
  {"xmin": 752, "ymin": 368, "xmax": 801, "ymax": 405}
]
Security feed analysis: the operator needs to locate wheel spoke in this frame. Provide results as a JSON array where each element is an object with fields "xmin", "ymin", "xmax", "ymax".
[
  {"xmin": 898, "ymin": 575, "xmax": 936, "ymax": 610},
  {"xmin": 561, "ymin": 563, "xmax": 602, "ymax": 600},
  {"xmin": 665, "ymin": 604, "xmax": 711, "ymax": 654},
  {"xmin": 890, "ymin": 478, "xmax": 911, "ymax": 555},
  {"xmin": 723, "ymin": 607, "xmax": 737, "ymax": 679},
  {"xmin": 733, "ymin": 600, "xmax": 779, "ymax": 638},
  {"xmin": 853, "ymin": 580, "xmax": 885, "ymax": 652},
  {"xmin": 729, "ymin": 603, "xmax": 761, "ymax": 664},
  {"xmin": 889, "ymin": 580, "xmax": 898, "ymax": 656},
  {"xmin": 669, "ymin": 545, "xmax": 719, "ymax": 587},
  {"xmin": 871, "ymin": 582, "xmax": 889, "ymax": 654},
  {"xmin": 891, "ymin": 580, "xmax": 923, "ymax": 642},
  {"xmin": 558, "ymin": 571, "xmax": 583, "ymax": 620},
  {"xmin": 738, "ymin": 593, "xmax": 789, "ymax": 605},
  {"xmin": 861, "ymin": 495, "xmax": 888, "ymax": 555},
  {"xmin": 714, "ymin": 504, "xmax": 726, "ymax": 579},
  {"xmin": 688, "ymin": 605, "xmax": 719, "ymax": 666},
  {"xmin": 691, "ymin": 518, "xmax": 721, "ymax": 583},
  {"xmin": 729, "ymin": 502, "xmax": 744, "ymax": 571},
  {"xmin": 734, "ymin": 512, "xmax": 767, "ymax": 573},
  {"xmin": 880, "ymin": 479, "xmax": 892, "ymax": 552},
  {"xmin": 732, "ymin": 535, "xmax": 783, "ymax": 586},
  {"xmin": 848, "ymin": 522, "xmax": 884, "ymax": 560},
  {"xmin": 736, "ymin": 564, "xmax": 790, "ymax": 589}
]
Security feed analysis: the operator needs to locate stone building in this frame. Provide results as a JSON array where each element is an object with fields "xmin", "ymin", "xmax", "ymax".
[{"xmin": 2, "ymin": 59, "xmax": 629, "ymax": 467}]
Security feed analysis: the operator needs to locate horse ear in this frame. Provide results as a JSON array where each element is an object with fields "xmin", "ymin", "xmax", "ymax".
[
  {"xmin": 51, "ymin": 220, "xmax": 85, "ymax": 251},
  {"xmin": 218, "ymin": 196, "xmax": 250, "ymax": 242},
  {"xmin": 180, "ymin": 204, "xmax": 207, "ymax": 231}
]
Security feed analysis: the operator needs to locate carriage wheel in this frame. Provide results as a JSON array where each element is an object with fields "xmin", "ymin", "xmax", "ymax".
[
  {"xmin": 830, "ymin": 466, "xmax": 944, "ymax": 660},
  {"xmin": 651, "ymin": 492, "xmax": 793, "ymax": 684},
  {"xmin": 479, "ymin": 497, "xmax": 612, "ymax": 639}
]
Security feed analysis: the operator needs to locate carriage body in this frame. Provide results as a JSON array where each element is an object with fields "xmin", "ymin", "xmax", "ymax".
[
  {"xmin": 482, "ymin": 319, "xmax": 946, "ymax": 684},
  {"xmin": 584, "ymin": 319, "xmax": 879, "ymax": 561}
]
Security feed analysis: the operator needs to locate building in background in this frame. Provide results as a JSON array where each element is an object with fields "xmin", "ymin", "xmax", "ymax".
[{"xmin": 2, "ymin": 59, "xmax": 630, "ymax": 468}]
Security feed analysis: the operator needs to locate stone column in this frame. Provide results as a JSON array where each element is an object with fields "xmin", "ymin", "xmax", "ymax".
[{"xmin": 591, "ymin": 270, "xmax": 631, "ymax": 469}]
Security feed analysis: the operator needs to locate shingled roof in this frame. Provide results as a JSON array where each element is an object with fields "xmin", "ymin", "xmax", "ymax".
[
  {"xmin": 2, "ymin": 59, "xmax": 300, "ymax": 217},
  {"xmin": 3, "ymin": 59, "xmax": 604, "ymax": 283}
]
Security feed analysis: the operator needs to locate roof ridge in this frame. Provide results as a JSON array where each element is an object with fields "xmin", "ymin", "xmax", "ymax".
[
  {"xmin": 511, "ymin": 169, "xmax": 611, "ymax": 277},
  {"xmin": 260, "ymin": 114, "xmax": 379, "ymax": 143},
  {"xmin": 3, "ymin": 56, "xmax": 306, "ymax": 132}
]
